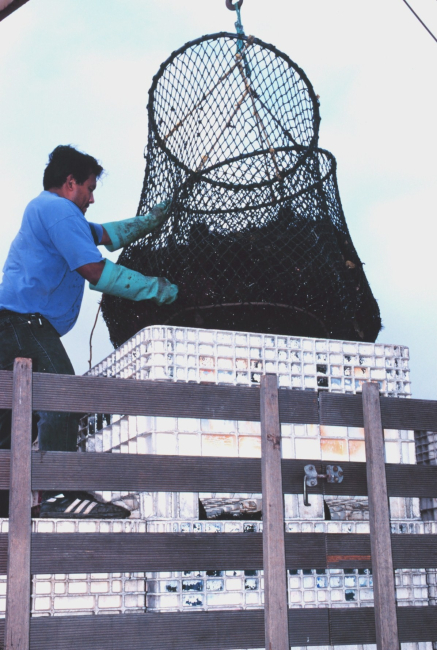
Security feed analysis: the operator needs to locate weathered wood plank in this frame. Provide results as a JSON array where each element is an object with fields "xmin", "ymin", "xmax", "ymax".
[
  {"xmin": 278, "ymin": 389, "xmax": 319, "ymax": 424},
  {"xmin": 32, "ymin": 373, "xmax": 261, "ymax": 420},
  {"xmin": 0, "ymin": 532, "xmax": 422, "ymax": 576},
  {"xmin": 380, "ymin": 396, "xmax": 437, "ymax": 432},
  {"xmin": 363, "ymin": 381, "xmax": 400, "ymax": 650},
  {"xmin": 0, "ymin": 371, "xmax": 13, "ymax": 408},
  {"xmin": 1, "ymin": 369, "xmax": 437, "ymax": 428},
  {"xmin": 385, "ymin": 463, "xmax": 437, "ymax": 498},
  {"xmin": 30, "ymin": 533, "xmax": 263, "ymax": 574},
  {"xmin": 0, "ymin": 531, "xmax": 432, "ymax": 575},
  {"xmin": 0, "ymin": 533, "xmax": 8, "ymax": 572},
  {"xmin": 27, "ymin": 450, "xmax": 437, "ymax": 497},
  {"xmin": 31, "ymin": 451, "xmax": 262, "ymax": 492},
  {"xmin": 319, "ymin": 392, "xmax": 363, "ymax": 427},
  {"xmin": 318, "ymin": 390, "xmax": 437, "ymax": 431},
  {"xmin": 5, "ymin": 359, "xmax": 32, "ymax": 650},
  {"xmin": 29, "ymin": 610, "xmax": 266, "ymax": 650},
  {"xmin": 18, "ymin": 606, "xmax": 437, "ymax": 649},
  {"xmin": 260, "ymin": 374, "xmax": 289, "ymax": 650},
  {"xmin": 0, "ymin": 450, "xmax": 10, "ymax": 489}
]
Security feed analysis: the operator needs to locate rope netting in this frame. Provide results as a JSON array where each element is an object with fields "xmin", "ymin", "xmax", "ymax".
[{"xmin": 101, "ymin": 32, "xmax": 381, "ymax": 348}]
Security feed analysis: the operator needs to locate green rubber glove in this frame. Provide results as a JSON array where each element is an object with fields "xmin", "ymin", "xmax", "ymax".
[
  {"xmin": 89, "ymin": 259, "xmax": 178, "ymax": 305},
  {"xmin": 102, "ymin": 200, "xmax": 171, "ymax": 252}
]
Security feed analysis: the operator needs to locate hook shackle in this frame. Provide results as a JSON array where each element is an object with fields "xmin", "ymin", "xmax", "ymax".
[{"xmin": 226, "ymin": 0, "xmax": 243, "ymax": 11}]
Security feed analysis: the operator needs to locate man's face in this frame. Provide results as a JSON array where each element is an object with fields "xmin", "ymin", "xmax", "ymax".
[{"xmin": 70, "ymin": 173, "xmax": 97, "ymax": 214}]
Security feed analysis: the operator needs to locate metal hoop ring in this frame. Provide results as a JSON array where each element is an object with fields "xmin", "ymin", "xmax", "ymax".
[{"xmin": 226, "ymin": 0, "xmax": 243, "ymax": 11}]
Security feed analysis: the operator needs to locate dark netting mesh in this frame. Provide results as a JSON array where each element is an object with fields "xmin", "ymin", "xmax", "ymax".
[{"xmin": 101, "ymin": 32, "xmax": 381, "ymax": 348}]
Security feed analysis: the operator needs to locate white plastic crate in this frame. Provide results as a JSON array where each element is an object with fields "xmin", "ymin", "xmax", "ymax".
[
  {"xmin": 143, "ymin": 519, "xmax": 434, "ymax": 612},
  {"xmin": 88, "ymin": 326, "xmax": 411, "ymax": 397}
]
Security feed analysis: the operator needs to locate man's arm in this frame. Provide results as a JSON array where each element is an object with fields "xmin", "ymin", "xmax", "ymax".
[
  {"xmin": 100, "ymin": 226, "xmax": 112, "ymax": 247},
  {"xmin": 87, "ymin": 259, "xmax": 178, "ymax": 305},
  {"xmin": 101, "ymin": 201, "xmax": 171, "ymax": 252},
  {"xmin": 77, "ymin": 259, "xmax": 178, "ymax": 306},
  {"xmin": 77, "ymin": 227, "xmax": 112, "ymax": 282},
  {"xmin": 76, "ymin": 260, "xmax": 105, "ymax": 285}
]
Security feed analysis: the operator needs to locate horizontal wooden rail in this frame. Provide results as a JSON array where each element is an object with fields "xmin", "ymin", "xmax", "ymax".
[
  {"xmin": 319, "ymin": 392, "xmax": 437, "ymax": 431},
  {"xmin": 28, "ymin": 451, "xmax": 263, "ymax": 493},
  {"xmin": 29, "ymin": 532, "xmax": 262, "ymax": 574},
  {"xmin": 1, "ymin": 451, "xmax": 435, "ymax": 497},
  {"xmin": 0, "ymin": 371, "xmax": 262, "ymax": 421},
  {"xmin": 0, "ymin": 606, "xmax": 434, "ymax": 649},
  {"xmin": 0, "ymin": 371, "xmax": 436, "ymax": 430},
  {"xmin": 0, "ymin": 532, "xmax": 435, "ymax": 574}
]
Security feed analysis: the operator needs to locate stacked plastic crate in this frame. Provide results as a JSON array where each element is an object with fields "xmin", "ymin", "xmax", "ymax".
[{"xmin": 80, "ymin": 325, "xmax": 431, "ymax": 624}]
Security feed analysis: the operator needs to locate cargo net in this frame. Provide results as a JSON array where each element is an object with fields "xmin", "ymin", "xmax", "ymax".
[{"xmin": 101, "ymin": 33, "xmax": 381, "ymax": 348}]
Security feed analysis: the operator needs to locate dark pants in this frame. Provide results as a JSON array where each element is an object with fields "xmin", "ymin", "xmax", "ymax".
[{"xmin": 0, "ymin": 310, "xmax": 80, "ymax": 515}]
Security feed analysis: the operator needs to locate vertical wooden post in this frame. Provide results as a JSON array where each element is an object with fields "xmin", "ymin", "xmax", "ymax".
[
  {"xmin": 362, "ymin": 381, "xmax": 400, "ymax": 650},
  {"xmin": 5, "ymin": 359, "xmax": 32, "ymax": 650},
  {"xmin": 260, "ymin": 374, "xmax": 289, "ymax": 650}
]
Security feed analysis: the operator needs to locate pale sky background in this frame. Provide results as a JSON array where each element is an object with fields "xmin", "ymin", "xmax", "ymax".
[{"xmin": 0, "ymin": 0, "xmax": 436, "ymax": 398}]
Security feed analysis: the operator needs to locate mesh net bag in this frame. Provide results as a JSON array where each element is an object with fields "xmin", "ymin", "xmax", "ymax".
[{"xmin": 101, "ymin": 32, "xmax": 381, "ymax": 348}]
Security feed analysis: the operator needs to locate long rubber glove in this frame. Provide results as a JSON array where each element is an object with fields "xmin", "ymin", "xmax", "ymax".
[
  {"xmin": 102, "ymin": 200, "xmax": 171, "ymax": 252},
  {"xmin": 89, "ymin": 259, "xmax": 178, "ymax": 305}
]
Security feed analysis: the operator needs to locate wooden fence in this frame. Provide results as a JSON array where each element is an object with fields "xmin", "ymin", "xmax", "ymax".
[{"xmin": 1, "ymin": 358, "xmax": 437, "ymax": 650}]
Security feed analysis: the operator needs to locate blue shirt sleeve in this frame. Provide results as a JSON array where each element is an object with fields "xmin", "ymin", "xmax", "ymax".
[
  {"xmin": 47, "ymin": 214, "xmax": 103, "ymax": 271},
  {"xmin": 89, "ymin": 222, "xmax": 104, "ymax": 245}
]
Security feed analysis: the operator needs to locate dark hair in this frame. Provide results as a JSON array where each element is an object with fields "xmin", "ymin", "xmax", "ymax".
[{"xmin": 43, "ymin": 145, "xmax": 104, "ymax": 189}]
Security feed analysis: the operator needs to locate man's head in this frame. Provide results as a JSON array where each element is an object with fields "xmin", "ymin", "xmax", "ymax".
[{"xmin": 43, "ymin": 145, "xmax": 104, "ymax": 214}]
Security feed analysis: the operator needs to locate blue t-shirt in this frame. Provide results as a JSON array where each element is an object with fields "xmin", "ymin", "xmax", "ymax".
[{"xmin": 0, "ymin": 191, "xmax": 104, "ymax": 336}]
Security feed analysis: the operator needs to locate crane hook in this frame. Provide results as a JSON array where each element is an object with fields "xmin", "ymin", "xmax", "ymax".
[{"xmin": 226, "ymin": 0, "xmax": 243, "ymax": 11}]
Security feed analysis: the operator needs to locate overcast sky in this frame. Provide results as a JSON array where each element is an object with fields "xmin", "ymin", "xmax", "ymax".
[{"xmin": 0, "ymin": 0, "xmax": 436, "ymax": 398}]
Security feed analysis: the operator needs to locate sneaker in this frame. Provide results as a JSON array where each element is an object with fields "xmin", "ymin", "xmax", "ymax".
[{"xmin": 39, "ymin": 491, "xmax": 131, "ymax": 519}]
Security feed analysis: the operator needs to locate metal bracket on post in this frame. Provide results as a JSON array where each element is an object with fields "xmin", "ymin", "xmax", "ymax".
[{"xmin": 303, "ymin": 464, "xmax": 343, "ymax": 506}]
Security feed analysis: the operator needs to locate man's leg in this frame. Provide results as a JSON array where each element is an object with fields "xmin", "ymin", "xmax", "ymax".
[
  {"xmin": 0, "ymin": 311, "xmax": 129, "ymax": 518},
  {"xmin": 28, "ymin": 323, "xmax": 80, "ymax": 453},
  {"xmin": 0, "ymin": 312, "xmax": 26, "ymax": 450},
  {"xmin": 0, "ymin": 311, "xmax": 79, "ymax": 451},
  {"xmin": 0, "ymin": 314, "xmax": 59, "ymax": 507}
]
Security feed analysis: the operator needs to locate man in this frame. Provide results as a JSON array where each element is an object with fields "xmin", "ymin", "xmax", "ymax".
[{"xmin": 0, "ymin": 145, "xmax": 178, "ymax": 518}]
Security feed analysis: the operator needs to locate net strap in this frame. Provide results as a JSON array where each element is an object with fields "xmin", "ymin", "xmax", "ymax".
[
  {"xmin": 162, "ymin": 37, "xmax": 255, "ymax": 144},
  {"xmin": 235, "ymin": 58, "xmax": 282, "ymax": 181},
  {"xmin": 234, "ymin": 3, "xmax": 251, "ymax": 77}
]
